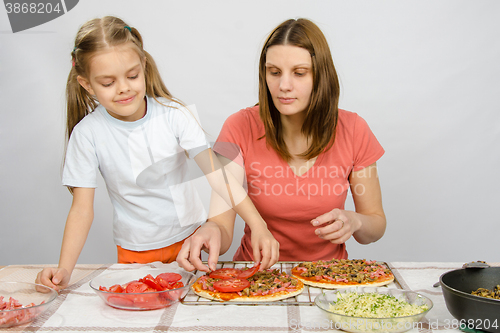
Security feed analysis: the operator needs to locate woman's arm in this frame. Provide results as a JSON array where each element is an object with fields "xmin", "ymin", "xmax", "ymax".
[
  {"xmin": 36, "ymin": 187, "xmax": 95, "ymax": 290},
  {"xmin": 311, "ymin": 163, "xmax": 386, "ymax": 244},
  {"xmin": 349, "ymin": 163, "xmax": 386, "ymax": 243}
]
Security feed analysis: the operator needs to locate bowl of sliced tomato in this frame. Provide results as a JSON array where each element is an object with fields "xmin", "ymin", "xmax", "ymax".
[
  {"xmin": 89, "ymin": 268, "xmax": 196, "ymax": 310},
  {"xmin": 0, "ymin": 282, "xmax": 58, "ymax": 328}
]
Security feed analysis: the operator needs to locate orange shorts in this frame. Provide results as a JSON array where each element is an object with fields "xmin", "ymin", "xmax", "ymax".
[{"xmin": 117, "ymin": 239, "xmax": 185, "ymax": 264}]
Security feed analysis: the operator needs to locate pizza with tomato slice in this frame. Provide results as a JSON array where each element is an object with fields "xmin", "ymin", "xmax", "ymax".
[
  {"xmin": 192, "ymin": 265, "xmax": 304, "ymax": 302},
  {"xmin": 291, "ymin": 259, "xmax": 394, "ymax": 289}
]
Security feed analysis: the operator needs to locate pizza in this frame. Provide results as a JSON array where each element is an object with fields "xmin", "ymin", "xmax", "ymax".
[
  {"xmin": 192, "ymin": 266, "xmax": 304, "ymax": 302},
  {"xmin": 291, "ymin": 259, "xmax": 394, "ymax": 289}
]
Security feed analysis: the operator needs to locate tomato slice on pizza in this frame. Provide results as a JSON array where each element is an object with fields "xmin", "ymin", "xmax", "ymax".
[
  {"xmin": 208, "ymin": 268, "xmax": 241, "ymax": 280},
  {"xmin": 192, "ymin": 267, "xmax": 304, "ymax": 302},
  {"xmin": 237, "ymin": 264, "xmax": 260, "ymax": 279},
  {"xmin": 213, "ymin": 278, "xmax": 250, "ymax": 293}
]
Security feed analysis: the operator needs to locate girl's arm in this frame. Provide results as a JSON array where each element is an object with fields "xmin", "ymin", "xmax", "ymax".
[
  {"xmin": 311, "ymin": 163, "xmax": 386, "ymax": 244},
  {"xmin": 36, "ymin": 187, "xmax": 95, "ymax": 291},
  {"xmin": 176, "ymin": 210, "xmax": 236, "ymax": 272},
  {"xmin": 178, "ymin": 152, "xmax": 279, "ymax": 272}
]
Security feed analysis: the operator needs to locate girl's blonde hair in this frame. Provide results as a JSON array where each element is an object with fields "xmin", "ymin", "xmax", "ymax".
[
  {"xmin": 258, "ymin": 18, "xmax": 340, "ymax": 162},
  {"xmin": 67, "ymin": 16, "xmax": 176, "ymax": 140}
]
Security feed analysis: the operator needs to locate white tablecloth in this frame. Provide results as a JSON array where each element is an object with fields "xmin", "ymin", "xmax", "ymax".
[{"xmin": 2, "ymin": 261, "xmax": 495, "ymax": 332}]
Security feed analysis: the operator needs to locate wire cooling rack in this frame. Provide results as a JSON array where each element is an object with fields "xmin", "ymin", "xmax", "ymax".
[{"xmin": 181, "ymin": 261, "xmax": 401, "ymax": 306}]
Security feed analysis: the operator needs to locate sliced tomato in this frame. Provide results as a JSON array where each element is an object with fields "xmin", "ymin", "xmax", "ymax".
[
  {"xmin": 141, "ymin": 274, "xmax": 164, "ymax": 291},
  {"xmin": 99, "ymin": 286, "xmax": 109, "ymax": 292},
  {"xmin": 156, "ymin": 273, "xmax": 182, "ymax": 289},
  {"xmin": 125, "ymin": 281, "xmax": 150, "ymax": 293},
  {"xmin": 237, "ymin": 264, "xmax": 260, "ymax": 279},
  {"xmin": 213, "ymin": 278, "xmax": 250, "ymax": 293},
  {"xmin": 160, "ymin": 281, "xmax": 185, "ymax": 303},
  {"xmin": 157, "ymin": 272, "xmax": 182, "ymax": 282},
  {"xmin": 107, "ymin": 295, "xmax": 135, "ymax": 308},
  {"xmin": 167, "ymin": 281, "xmax": 184, "ymax": 290},
  {"xmin": 209, "ymin": 268, "xmax": 241, "ymax": 280},
  {"xmin": 132, "ymin": 293, "xmax": 162, "ymax": 309},
  {"xmin": 109, "ymin": 284, "xmax": 125, "ymax": 293}
]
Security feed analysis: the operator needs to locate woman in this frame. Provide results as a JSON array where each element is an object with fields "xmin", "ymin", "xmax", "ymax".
[{"xmin": 177, "ymin": 18, "xmax": 386, "ymax": 272}]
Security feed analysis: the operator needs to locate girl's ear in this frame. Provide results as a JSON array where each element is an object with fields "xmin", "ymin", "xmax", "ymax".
[{"xmin": 77, "ymin": 75, "xmax": 95, "ymax": 95}]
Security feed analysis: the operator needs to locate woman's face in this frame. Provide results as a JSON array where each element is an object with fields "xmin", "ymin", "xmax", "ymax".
[{"xmin": 265, "ymin": 45, "xmax": 313, "ymax": 118}]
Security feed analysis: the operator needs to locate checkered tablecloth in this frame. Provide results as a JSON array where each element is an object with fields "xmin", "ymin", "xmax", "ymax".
[{"xmin": 2, "ymin": 262, "xmax": 496, "ymax": 332}]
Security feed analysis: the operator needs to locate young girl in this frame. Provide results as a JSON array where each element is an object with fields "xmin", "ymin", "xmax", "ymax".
[
  {"xmin": 178, "ymin": 18, "xmax": 386, "ymax": 271},
  {"xmin": 36, "ymin": 16, "xmax": 278, "ymax": 291}
]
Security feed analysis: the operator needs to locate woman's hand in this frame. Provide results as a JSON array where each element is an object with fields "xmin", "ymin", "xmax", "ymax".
[
  {"xmin": 311, "ymin": 163, "xmax": 386, "ymax": 245},
  {"xmin": 311, "ymin": 208, "xmax": 359, "ymax": 244},
  {"xmin": 35, "ymin": 267, "xmax": 70, "ymax": 292},
  {"xmin": 176, "ymin": 222, "xmax": 222, "ymax": 273},
  {"xmin": 249, "ymin": 224, "xmax": 280, "ymax": 270}
]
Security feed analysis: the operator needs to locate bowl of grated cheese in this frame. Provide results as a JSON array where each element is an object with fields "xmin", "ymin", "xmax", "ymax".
[{"xmin": 314, "ymin": 287, "xmax": 433, "ymax": 333}]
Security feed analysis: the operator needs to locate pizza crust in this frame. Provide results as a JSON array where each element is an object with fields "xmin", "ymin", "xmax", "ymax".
[{"xmin": 192, "ymin": 277, "xmax": 304, "ymax": 302}]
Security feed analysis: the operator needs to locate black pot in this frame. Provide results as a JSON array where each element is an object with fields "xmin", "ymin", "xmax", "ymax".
[{"xmin": 440, "ymin": 267, "xmax": 500, "ymax": 333}]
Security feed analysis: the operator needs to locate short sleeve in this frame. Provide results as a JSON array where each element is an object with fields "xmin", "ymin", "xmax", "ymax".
[
  {"xmin": 352, "ymin": 115, "xmax": 384, "ymax": 171},
  {"xmin": 168, "ymin": 104, "xmax": 210, "ymax": 159},
  {"xmin": 213, "ymin": 110, "xmax": 251, "ymax": 167},
  {"xmin": 62, "ymin": 127, "xmax": 99, "ymax": 188}
]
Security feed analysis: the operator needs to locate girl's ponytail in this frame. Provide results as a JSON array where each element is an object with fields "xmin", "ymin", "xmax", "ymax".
[
  {"xmin": 144, "ymin": 50, "xmax": 173, "ymax": 102},
  {"xmin": 127, "ymin": 26, "xmax": 177, "ymax": 106},
  {"xmin": 65, "ymin": 65, "xmax": 97, "ymax": 141}
]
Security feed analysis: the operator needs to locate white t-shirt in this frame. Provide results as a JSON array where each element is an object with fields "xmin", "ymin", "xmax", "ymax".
[{"xmin": 62, "ymin": 96, "xmax": 209, "ymax": 251}]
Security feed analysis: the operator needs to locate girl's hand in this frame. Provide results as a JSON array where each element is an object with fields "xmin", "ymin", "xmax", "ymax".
[
  {"xmin": 35, "ymin": 267, "xmax": 70, "ymax": 292},
  {"xmin": 250, "ymin": 225, "xmax": 280, "ymax": 270},
  {"xmin": 176, "ymin": 222, "xmax": 222, "ymax": 273},
  {"xmin": 311, "ymin": 208, "xmax": 359, "ymax": 244}
]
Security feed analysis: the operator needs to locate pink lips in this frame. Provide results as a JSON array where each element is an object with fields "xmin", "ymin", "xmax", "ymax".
[
  {"xmin": 116, "ymin": 95, "xmax": 135, "ymax": 104},
  {"xmin": 278, "ymin": 97, "xmax": 295, "ymax": 104}
]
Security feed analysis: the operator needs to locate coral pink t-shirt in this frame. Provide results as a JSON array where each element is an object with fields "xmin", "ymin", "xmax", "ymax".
[{"xmin": 214, "ymin": 106, "xmax": 384, "ymax": 261}]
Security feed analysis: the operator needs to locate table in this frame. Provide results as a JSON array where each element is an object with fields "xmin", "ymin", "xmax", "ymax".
[{"xmin": 1, "ymin": 262, "xmax": 496, "ymax": 332}]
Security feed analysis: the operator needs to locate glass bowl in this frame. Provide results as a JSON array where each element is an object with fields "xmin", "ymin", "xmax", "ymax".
[
  {"xmin": 0, "ymin": 282, "xmax": 58, "ymax": 328},
  {"xmin": 89, "ymin": 268, "xmax": 196, "ymax": 310},
  {"xmin": 314, "ymin": 287, "xmax": 433, "ymax": 333}
]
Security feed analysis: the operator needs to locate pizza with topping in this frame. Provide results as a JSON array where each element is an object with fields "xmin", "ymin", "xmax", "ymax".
[
  {"xmin": 291, "ymin": 259, "xmax": 394, "ymax": 289},
  {"xmin": 192, "ymin": 266, "xmax": 304, "ymax": 302}
]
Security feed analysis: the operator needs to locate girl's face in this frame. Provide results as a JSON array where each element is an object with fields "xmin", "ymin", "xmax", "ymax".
[
  {"xmin": 77, "ymin": 43, "xmax": 146, "ymax": 122},
  {"xmin": 265, "ymin": 45, "xmax": 313, "ymax": 118}
]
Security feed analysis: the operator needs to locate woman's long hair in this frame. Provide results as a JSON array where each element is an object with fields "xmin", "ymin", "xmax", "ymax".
[{"xmin": 258, "ymin": 18, "xmax": 340, "ymax": 162}]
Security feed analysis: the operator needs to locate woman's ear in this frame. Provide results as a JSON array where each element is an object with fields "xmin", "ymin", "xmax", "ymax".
[{"xmin": 77, "ymin": 75, "xmax": 95, "ymax": 95}]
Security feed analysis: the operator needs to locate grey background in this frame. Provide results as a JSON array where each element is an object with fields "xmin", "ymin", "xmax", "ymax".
[{"xmin": 1, "ymin": 0, "xmax": 499, "ymax": 266}]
